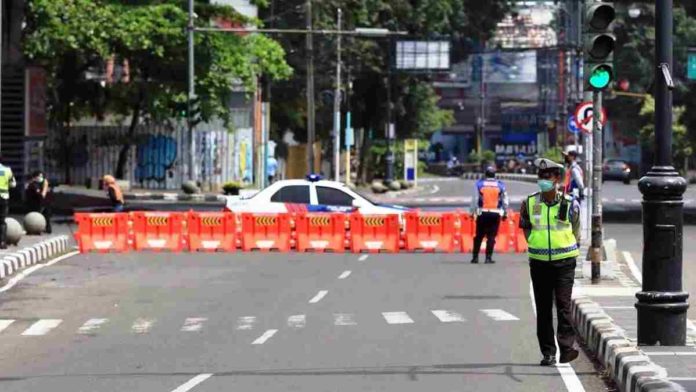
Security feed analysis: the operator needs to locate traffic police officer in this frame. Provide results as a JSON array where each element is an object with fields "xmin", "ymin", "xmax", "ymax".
[
  {"xmin": 519, "ymin": 157, "xmax": 580, "ymax": 366},
  {"xmin": 0, "ymin": 158, "xmax": 16, "ymax": 249},
  {"xmin": 471, "ymin": 166, "xmax": 509, "ymax": 264}
]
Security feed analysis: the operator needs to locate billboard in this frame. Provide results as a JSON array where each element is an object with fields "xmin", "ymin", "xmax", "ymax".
[
  {"xmin": 395, "ymin": 41, "xmax": 450, "ymax": 70},
  {"xmin": 472, "ymin": 51, "xmax": 537, "ymax": 83}
]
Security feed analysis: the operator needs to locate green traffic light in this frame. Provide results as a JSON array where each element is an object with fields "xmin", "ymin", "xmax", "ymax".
[{"xmin": 589, "ymin": 65, "xmax": 612, "ymax": 89}]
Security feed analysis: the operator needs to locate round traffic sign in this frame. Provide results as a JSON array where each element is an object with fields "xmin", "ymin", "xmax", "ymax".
[
  {"xmin": 567, "ymin": 115, "xmax": 580, "ymax": 134},
  {"xmin": 574, "ymin": 101, "xmax": 607, "ymax": 134}
]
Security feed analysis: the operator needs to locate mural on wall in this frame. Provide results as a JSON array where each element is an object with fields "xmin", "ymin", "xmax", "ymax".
[{"xmin": 135, "ymin": 134, "xmax": 177, "ymax": 183}]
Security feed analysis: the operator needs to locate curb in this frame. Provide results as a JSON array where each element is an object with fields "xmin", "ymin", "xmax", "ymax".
[
  {"xmin": 571, "ymin": 297, "xmax": 686, "ymax": 392},
  {"xmin": 0, "ymin": 236, "xmax": 71, "ymax": 280},
  {"xmin": 461, "ymin": 173, "xmax": 537, "ymax": 183},
  {"xmin": 124, "ymin": 193, "xmax": 226, "ymax": 202}
]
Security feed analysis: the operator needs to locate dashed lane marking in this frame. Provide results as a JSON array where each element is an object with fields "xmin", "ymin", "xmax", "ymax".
[
  {"xmin": 78, "ymin": 318, "xmax": 108, "ymax": 334},
  {"xmin": 382, "ymin": 312, "xmax": 414, "ymax": 324},
  {"xmin": 236, "ymin": 316, "xmax": 256, "ymax": 330},
  {"xmin": 309, "ymin": 290, "xmax": 328, "ymax": 304},
  {"xmin": 252, "ymin": 329, "xmax": 278, "ymax": 345},
  {"xmin": 0, "ymin": 319, "xmax": 15, "ymax": 333},
  {"xmin": 480, "ymin": 309, "xmax": 519, "ymax": 321},
  {"xmin": 21, "ymin": 319, "xmax": 62, "ymax": 336},
  {"xmin": 623, "ymin": 251, "xmax": 642, "ymax": 284},
  {"xmin": 287, "ymin": 315, "xmax": 306, "ymax": 329},
  {"xmin": 181, "ymin": 318, "xmax": 207, "ymax": 332},
  {"xmin": 131, "ymin": 318, "xmax": 155, "ymax": 334},
  {"xmin": 334, "ymin": 313, "xmax": 357, "ymax": 326},
  {"xmin": 358, "ymin": 255, "xmax": 369, "ymax": 262},
  {"xmin": 170, "ymin": 373, "xmax": 213, "ymax": 392},
  {"xmin": 338, "ymin": 270, "xmax": 351, "ymax": 279},
  {"xmin": 431, "ymin": 310, "xmax": 466, "ymax": 323}
]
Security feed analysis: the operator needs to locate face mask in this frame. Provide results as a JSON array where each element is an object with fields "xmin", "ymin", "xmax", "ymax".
[{"xmin": 537, "ymin": 179, "xmax": 555, "ymax": 192}]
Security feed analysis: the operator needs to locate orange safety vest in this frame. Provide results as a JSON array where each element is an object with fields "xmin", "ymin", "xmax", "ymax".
[{"xmin": 480, "ymin": 182, "xmax": 501, "ymax": 210}]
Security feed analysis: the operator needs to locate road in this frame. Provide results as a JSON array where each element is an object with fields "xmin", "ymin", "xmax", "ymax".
[{"xmin": 0, "ymin": 247, "xmax": 609, "ymax": 391}]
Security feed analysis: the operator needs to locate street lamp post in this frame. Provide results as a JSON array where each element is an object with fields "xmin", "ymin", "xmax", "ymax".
[
  {"xmin": 187, "ymin": 0, "xmax": 195, "ymax": 182},
  {"xmin": 635, "ymin": 0, "xmax": 689, "ymax": 346}
]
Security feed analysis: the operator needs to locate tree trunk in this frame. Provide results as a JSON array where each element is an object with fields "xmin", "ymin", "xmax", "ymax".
[{"xmin": 115, "ymin": 88, "xmax": 143, "ymax": 180}]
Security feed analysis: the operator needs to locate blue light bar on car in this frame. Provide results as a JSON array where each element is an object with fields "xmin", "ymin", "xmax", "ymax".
[{"xmin": 306, "ymin": 174, "xmax": 322, "ymax": 182}]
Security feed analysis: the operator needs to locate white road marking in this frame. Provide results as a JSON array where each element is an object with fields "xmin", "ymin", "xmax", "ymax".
[
  {"xmin": 338, "ymin": 270, "xmax": 351, "ymax": 279},
  {"xmin": 0, "ymin": 319, "xmax": 15, "ymax": 333},
  {"xmin": 236, "ymin": 316, "xmax": 256, "ymax": 330},
  {"xmin": 309, "ymin": 290, "xmax": 328, "ymax": 304},
  {"xmin": 181, "ymin": 318, "xmax": 207, "ymax": 332},
  {"xmin": 616, "ymin": 198, "xmax": 626, "ymax": 203},
  {"xmin": 287, "ymin": 315, "xmax": 306, "ymax": 328},
  {"xmin": 170, "ymin": 373, "xmax": 213, "ymax": 392},
  {"xmin": 529, "ymin": 282, "xmax": 586, "ymax": 392},
  {"xmin": 572, "ymin": 286, "xmax": 640, "ymax": 297},
  {"xmin": 382, "ymin": 312, "xmax": 414, "ymax": 324},
  {"xmin": 131, "ymin": 318, "xmax": 155, "ymax": 334},
  {"xmin": 631, "ymin": 199, "xmax": 641, "ymax": 203},
  {"xmin": 78, "ymin": 318, "xmax": 109, "ymax": 334},
  {"xmin": 480, "ymin": 309, "xmax": 519, "ymax": 321},
  {"xmin": 623, "ymin": 251, "xmax": 642, "ymax": 284},
  {"xmin": 252, "ymin": 329, "xmax": 278, "ymax": 344},
  {"xmin": 0, "ymin": 251, "xmax": 79, "ymax": 294},
  {"xmin": 22, "ymin": 319, "xmax": 62, "ymax": 336},
  {"xmin": 669, "ymin": 377, "xmax": 696, "ymax": 381},
  {"xmin": 430, "ymin": 185, "xmax": 440, "ymax": 194},
  {"xmin": 647, "ymin": 351, "xmax": 696, "ymax": 356},
  {"xmin": 431, "ymin": 310, "xmax": 466, "ymax": 323},
  {"xmin": 334, "ymin": 313, "xmax": 357, "ymax": 326},
  {"xmin": 358, "ymin": 255, "xmax": 369, "ymax": 262}
]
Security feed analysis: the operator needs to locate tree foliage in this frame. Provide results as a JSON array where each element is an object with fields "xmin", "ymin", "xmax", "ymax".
[{"xmin": 639, "ymin": 95, "xmax": 693, "ymax": 171}]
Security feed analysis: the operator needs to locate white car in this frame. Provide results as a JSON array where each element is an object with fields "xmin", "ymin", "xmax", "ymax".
[{"xmin": 223, "ymin": 176, "xmax": 408, "ymax": 216}]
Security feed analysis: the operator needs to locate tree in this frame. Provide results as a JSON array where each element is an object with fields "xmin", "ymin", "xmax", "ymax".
[
  {"xmin": 639, "ymin": 95, "xmax": 693, "ymax": 172},
  {"xmin": 24, "ymin": 0, "xmax": 293, "ymax": 180}
]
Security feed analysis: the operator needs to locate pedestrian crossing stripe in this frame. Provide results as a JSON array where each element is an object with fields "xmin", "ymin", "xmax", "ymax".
[
  {"xmin": 146, "ymin": 216, "xmax": 169, "ymax": 226},
  {"xmin": 309, "ymin": 216, "xmax": 331, "ymax": 226},
  {"xmin": 418, "ymin": 216, "xmax": 441, "ymax": 225},
  {"xmin": 200, "ymin": 216, "xmax": 223, "ymax": 226},
  {"xmin": 255, "ymin": 216, "xmax": 277, "ymax": 226},
  {"xmin": 92, "ymin": 217, "xmax": 114, "ymax": 226},
  {"xmin": 364, "ymin": 217, "xmax": 385, "ymax": 226}
]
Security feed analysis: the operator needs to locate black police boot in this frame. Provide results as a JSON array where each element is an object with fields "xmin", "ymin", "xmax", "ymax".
[
  {"xmin": 540, "ymin": 355, "xmax": 556, "ymax": 366},
  {"xmin": 485, "ymin": 255, "xmax": 495, "ymax": 264},
  {"xmin": 559, "ymin": 349, "xmax": 579, "ymax": 364},
  {"xmin": 470, "ymin": 255, "xmax": 479, "ymax": 264}
]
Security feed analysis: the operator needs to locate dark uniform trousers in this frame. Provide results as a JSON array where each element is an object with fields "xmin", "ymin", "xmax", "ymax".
[
  {"xmin": 530, "ymin": 258, "xmax": 576, "ymax": 356},
  {"xmin": 0, "ymin": 198, "xmax": 8, "ymax": 245},
  {"xmin": 473, "ymin": 211, "xmax": 501, "ymax": 257}
]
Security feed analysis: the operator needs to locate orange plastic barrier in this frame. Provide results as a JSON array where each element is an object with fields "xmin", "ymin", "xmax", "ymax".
[
  {"xmin": 240, "ymin": 213, "xmax": 292, "ymax": 251},
  {"xmin": 404, "ymin": 211, "xmax": 459, "ymax": 252},
  {"xmin": 74, "ymin": 213, "xmax": 130, "ymax": 253},
  {"xmin": 510, "ymin": 212, "xmax": 528, "ymax": 253},
  {"xmin": 349, "ymin": 213, "xmax": 400, "ymax": 253},
  {"xmin": 131, "ymin": 212, "xmax": 185, "ymax": 252},
  {"xmin": 187, "ymin": 212, "xmax": 237, "ymax": 252},
  {"xmin": 295, "ymin": 213, "xmax": 347, "ymax": 252},
  {"xmin": 459, "ymin": 212, "xmax": 475, "ymax": 252},
  {"xmin": 493, "ymin": 212, "xmax": 512, "ymax": 253}
]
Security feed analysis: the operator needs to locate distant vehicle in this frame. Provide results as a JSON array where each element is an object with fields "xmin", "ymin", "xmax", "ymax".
[
  {"xmin": 223, "ymin": 175, "xmax": 408, "ymax": 216},
  {"xmin": 603, "ymin": 159, "xmax": 632, "ymax": 184}
]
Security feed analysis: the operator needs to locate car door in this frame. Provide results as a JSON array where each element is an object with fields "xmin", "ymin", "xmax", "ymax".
[
  {"xmin": 269, "ymin": 185, "xmax": 312, "ymax": 212},
  {"xmin": 314, "ymin": 185, "xmax": 356, "ymax": 213}
]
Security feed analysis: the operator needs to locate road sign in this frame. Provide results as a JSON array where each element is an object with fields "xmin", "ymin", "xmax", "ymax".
[
  {"xmin": 574, "ymin": 101, "xmax": 607, "ymax": 134},
  {"xmin": 688, "ymin": 48, "xmax": 696, "ymax": 80},
  {"xmin": 567, "ymin": 115, "xmax": 580, "ymax": 134},
  {"xmin": 404, "ymin": 139, "xmax": 418, "ymax": 183}
]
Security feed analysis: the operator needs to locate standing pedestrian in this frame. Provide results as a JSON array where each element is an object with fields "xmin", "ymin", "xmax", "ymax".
[
  {"xmin": 267, "ymin": 155, "xmax": 278, "ymax": 185},
  {"xmin": 25, "ymin": 171, "xmax": 52, "ymax": 233},
  {"xmin": 471, "ymin": 166, "xmax": 509, "ymax": 264},
  {"xmin": 103, "ymin": 175, "xmax": 124, "ymax": 212},
  {"xmin": 519, "ymin": 157, "xmax": 581, "ymax": 366},
  {"xmin": 0, "ymin": 157, "xmax": 17, "ymax": 249},
  {"xmin": 563, "ymin": 150, "xmax": 585, "ymax": 200}
]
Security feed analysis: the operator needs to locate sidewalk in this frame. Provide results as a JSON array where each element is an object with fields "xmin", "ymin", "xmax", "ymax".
[{"xmin": 572, "ymin": 244, "xmax": 695, "ymax": 391}]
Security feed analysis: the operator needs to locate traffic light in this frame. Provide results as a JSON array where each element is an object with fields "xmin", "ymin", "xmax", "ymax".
[
  {"xmin": 584, "ymin": 2, "xmax": 616, "ymax": 90},
  {"xmin": 174, "ymin": 96, "xmax": 202, "ymax": 125}
]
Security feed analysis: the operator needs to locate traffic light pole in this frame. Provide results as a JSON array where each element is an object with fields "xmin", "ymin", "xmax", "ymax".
[
  {"xmin": 636, "ymin": 0, "xmax": 689, "ymax": 346},
  {"xmin": 187, "ymin": 0, "xmax": 195, "ymax": 181},
  {"xmin": 306, "ymin": 0, "xmax": 316, "ymax": 174},
  {"xmin": 590, "ymin": 89, "xmax": 602, "ymax": 284}
]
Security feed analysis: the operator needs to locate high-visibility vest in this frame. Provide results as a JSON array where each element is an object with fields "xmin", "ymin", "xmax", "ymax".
[
  {"xmin": 0, "ymin": 165, "xmax": 13, "ymax": 199},
  {"xmin": 526, "ymin": 193, "xmax": 580, "ymax": 261},
  {"xmin": 564, "ymin": 163, "xmax": 583, "ymax": 194},
  {"xmin": 476, "ymin": 179, "xmax": 504, "ymax": 213}
]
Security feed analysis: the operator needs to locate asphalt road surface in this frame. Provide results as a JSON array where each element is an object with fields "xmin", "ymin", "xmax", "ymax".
[{"xmin": 0, "ymin": 249, "xmax": 609, "ymax": 392}]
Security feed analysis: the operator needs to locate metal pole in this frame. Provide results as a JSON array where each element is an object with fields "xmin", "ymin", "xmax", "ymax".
[
  {"xmin": 306, "ymin": 0, "xmax": 315, "ymax": 174},
  {"xmin": 332, "ymin": 8, "xmax": 342, "ymax": 182},
  {"xmin": 590, "ymin": 89, "xmax": 602, "ymax": 284},
  {"xmin": 636, "ymin": 0, "xmax": 689, "ymax": 346},
  {"xmin": 478, "ymin": 54, "xmax": 486, "ymax": 155},
  {"xmin": 0, "ymin": 0, "xmax": 3, "ymax": 152},
  {"xmin": 385, "ymin": 38, "xmax": 394, "ymax": 182},
  {"xmin": 187, "ymin": 0, "xmax": 195, "ymax": 181}
]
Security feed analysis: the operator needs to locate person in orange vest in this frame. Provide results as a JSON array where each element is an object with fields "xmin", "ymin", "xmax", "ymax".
[
  {"xmin": 103, "ymin": 175, "xmax": 125, "ymax": 212},
  {"xmin": 471, "ymin": 166, "xmax": 509, "ymax": 264},
  {"xmin": 563, "ymin": 151, "xmax": 585, "ymax": 201}
]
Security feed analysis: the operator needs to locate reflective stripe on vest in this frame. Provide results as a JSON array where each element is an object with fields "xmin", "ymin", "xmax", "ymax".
[
  {"xmin": 480, "ymin": 180, "xmax": 501, "ymax": 209},
  {"xmin": 0, "ymin": 168, "xmax": 11, "ymax": 197},
  {"xmin": 526, "ymin": 194, "xmax": 580, "ymax": 261}
]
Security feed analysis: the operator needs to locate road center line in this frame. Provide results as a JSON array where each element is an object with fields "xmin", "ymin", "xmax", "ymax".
[
  {"xmin": 170, "ymin": 373, "xmax": 213, "ymax": 392},
  {"xmin": 252, "ymin": 329, "xmax": 278, "ymax": 344},
  {"xmin": 309, "ymin": 290, "xmax": 328, "ymax": 304},
  {"xmin": 622, "ymin": 251, "xmax": 642, "ymax": 284},
  {"xmin": 529, "ymin": 281, "xmax": 586, "ymax": 392},
  {"xmin": 338, "ymin": 270, "xmax": 351, "ymax": 279},
  {"xmin": 358, "ymin": 255, "xmax": 369, "ymax": 261},
  {"xmin": 0, "ymin": 251, "xmax": 79, "ymax": 294}
]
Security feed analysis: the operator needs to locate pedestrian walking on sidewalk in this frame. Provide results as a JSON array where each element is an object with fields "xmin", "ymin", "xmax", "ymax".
[
  {"xmin": 103, "ymin": 175, "xmax": 124, "ymax": 212},
  {"xmin": 519, "ymin": 157, "xmax": 581, "ymax": 366},
  {"xmin": 25, "ymin": 171, "xmax": 52, "ymax": 233},
  {"xmin": 470, "ymin": 166, "xmax": 509, "ymax": 264},
  {"xmin": 0, "ymin": 158, "xmax": 17, "ymax": 249}
]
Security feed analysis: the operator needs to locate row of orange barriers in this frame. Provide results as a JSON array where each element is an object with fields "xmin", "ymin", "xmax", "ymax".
[{"xmin": 74, "ymin": 211, "xmax": 528, "ymax": 254}]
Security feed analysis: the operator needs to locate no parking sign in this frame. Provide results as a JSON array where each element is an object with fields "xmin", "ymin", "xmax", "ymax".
[{"xmin": 574, "ymin": 101, "xmax": 607, "ymax": 134}]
